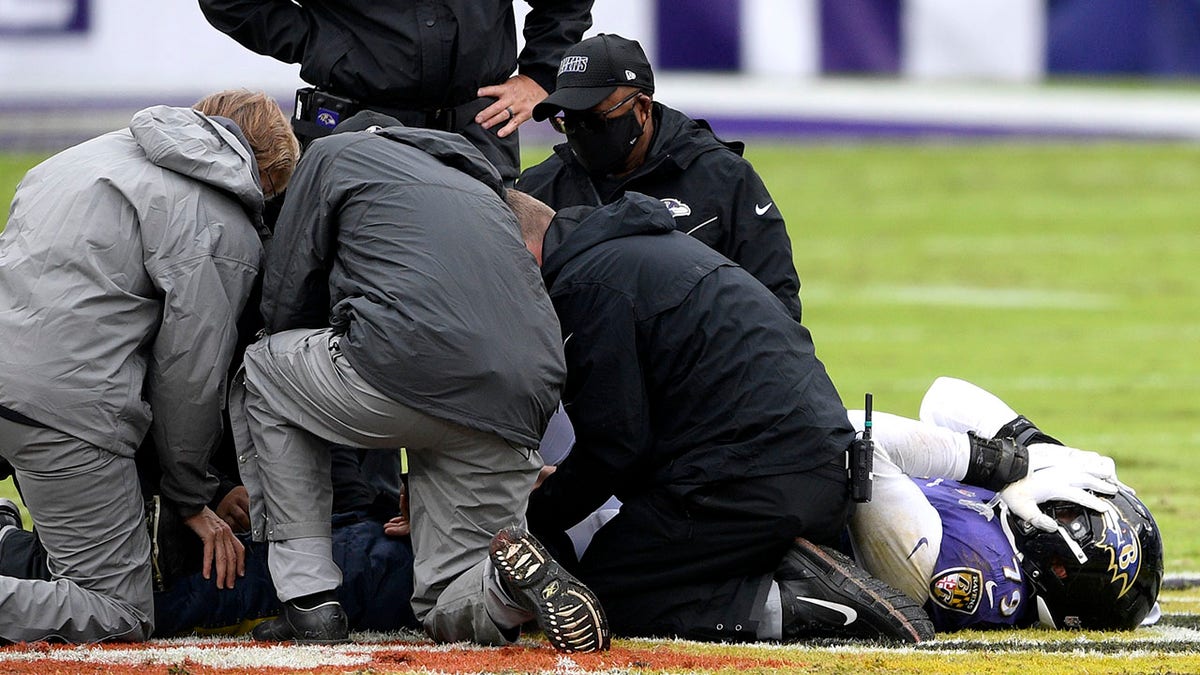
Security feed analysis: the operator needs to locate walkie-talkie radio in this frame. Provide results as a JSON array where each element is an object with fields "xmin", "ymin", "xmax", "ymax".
[
  {"xmin": 849, "ymin": 393, "xmax": 875, "ymax": 502},
  {"xmin": 292, "ymin": 87, "xmax": 362, "ymax": 148}
]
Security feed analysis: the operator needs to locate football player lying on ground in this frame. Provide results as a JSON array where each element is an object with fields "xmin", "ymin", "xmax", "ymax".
[
  {"xmin": 541, "ymin": 374, "xmax": 1161, "ymax": 635},
  {"xmin": 846, "ymin": 376, "xmax": 1163, "ymax": 632}
]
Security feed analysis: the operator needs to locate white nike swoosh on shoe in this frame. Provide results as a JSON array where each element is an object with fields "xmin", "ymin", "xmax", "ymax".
[
  {"xmin": 754, "ymin": 202, "xmax": 773, "ymax": 216},
  {"xmin": 795, "ymin": 596, "xmax": 858, "ymax": 626}
]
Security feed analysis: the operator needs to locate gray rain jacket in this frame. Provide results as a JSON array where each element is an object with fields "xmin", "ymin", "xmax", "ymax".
[
  {"xmin": 0, "ymin": 106, "xmax": 265, "ymax": 515},
  {"xmin": 262, "ymin": 126, "xmax": 565, "ymax": 448}
]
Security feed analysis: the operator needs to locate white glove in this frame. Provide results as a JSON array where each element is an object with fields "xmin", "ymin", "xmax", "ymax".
[
  {"xmin": 1027, "ymin": 442, "xmax": 1117, "ymax": 479},
  {"xmin": 997, "ymin": 443, "xmax": 1119, "ymax": 532}
]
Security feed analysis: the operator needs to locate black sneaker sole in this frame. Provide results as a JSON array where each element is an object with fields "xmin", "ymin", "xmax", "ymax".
[
  {"xmin": 783, "ymin": 538, "xmax": 935, "ymax": 644},
  {"xmin": 490, "ymin": 527, "xmax": 610, "ymax": 653},
  {"xmin": 250, "ymin": 631, "xmax": 350, "ymax": 645}
]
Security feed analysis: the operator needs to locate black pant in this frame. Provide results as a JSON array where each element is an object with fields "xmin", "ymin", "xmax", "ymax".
[
  {"xmin": 0, "ymin": 527, "xmax": 48, "ymax": 581},
  {"xmin": 561, "ymin": 459, "xmax": 851, "ymax": 642}
]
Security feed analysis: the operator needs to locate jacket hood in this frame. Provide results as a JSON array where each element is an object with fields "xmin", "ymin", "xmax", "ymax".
[
  {"xmin": 374, "ymin": 125, "xmax": 505, "ymax": 197},
  {"xmin": 129, "ymin": 106, "xmax": 264, "ymax": 224},
  {"xmin": 541, "ymin": 191, "xmax": 676, "ymax": 287},
  {"xmin": 650, "ymin": 103, "xmax": 743, "ymax": 167}
]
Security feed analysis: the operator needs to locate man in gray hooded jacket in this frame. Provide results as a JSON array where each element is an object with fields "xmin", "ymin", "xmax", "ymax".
[
  {"xmin": 234, "ymin": 111, "xmax": 607, "ymax": 652},
  {"xmin": 0, "ymin": 91, "xmax": 298, "ymax": 643}
]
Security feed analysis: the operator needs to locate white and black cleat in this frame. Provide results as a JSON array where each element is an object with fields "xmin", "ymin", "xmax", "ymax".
[{"xmin": 490, "ymin": 526, "xmax": 610, "ymax": 653}]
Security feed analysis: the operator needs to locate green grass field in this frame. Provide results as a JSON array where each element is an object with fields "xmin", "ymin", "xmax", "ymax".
[
  {"xmin": 1, "ymin": 141, "xmax": 1199, "ymax": 671},
  {"xmin": 726, "ymin": 141, "xmax": 1200, "ymax": 574},
  {"xmin": 4, "ymin": 142, "xmax": 1200, "ymax": 566}
]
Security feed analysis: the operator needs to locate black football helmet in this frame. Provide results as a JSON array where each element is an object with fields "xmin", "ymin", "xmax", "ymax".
[{"xmin": 1007, "ymin": 486, "xmax": 1163, "ymax": 630}]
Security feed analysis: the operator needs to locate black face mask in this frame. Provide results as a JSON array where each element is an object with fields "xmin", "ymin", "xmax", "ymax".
[{"xmin": 565, "ymin": 109, "xmax": 645, "ymax": 177}]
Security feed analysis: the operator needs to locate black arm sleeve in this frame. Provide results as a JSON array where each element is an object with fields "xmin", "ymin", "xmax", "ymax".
[
  {"xmin": 260, "ymin": 145, "xmax": 338, "ymax": 333},
  {"xmin": 519, "ymin": 0, "xmax": 595, "ymax": 93},
  {"xmin": 198, "ymin": 0, "xmax": 311, "ymax": 64},
  {"xmin": 527, "ymin": 285, "xmax": 649, "ymax": 533},
  {"xmin": 724, "ymin": 160, "xmax": 802, "ymax": 323}
]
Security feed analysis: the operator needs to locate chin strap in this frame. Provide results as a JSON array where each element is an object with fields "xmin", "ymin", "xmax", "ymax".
[
  {"xmin": 1035, "ymin": 596, "xmax": 1057, "ymax": 629},
  {"xmin": 963, "ymin": 432, "xmax": 1030, "ymax": 492}
]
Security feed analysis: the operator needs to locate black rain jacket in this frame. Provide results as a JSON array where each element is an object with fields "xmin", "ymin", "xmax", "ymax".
[
  {"xmin": 528, "ymin": 193, "xmax": 852, "ymax": 533},
  {"xmin": 517, "ymin": 103, "xmax": 803, "ymax": 322},
  {"xmin": 198, "ymin": 0, "xmax": 593, "ymax": 108}
]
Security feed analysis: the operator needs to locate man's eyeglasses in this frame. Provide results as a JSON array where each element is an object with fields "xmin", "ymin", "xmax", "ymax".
[{"xmin": 550, "ymin": 91, "xmax": 642, "ymax": 134}]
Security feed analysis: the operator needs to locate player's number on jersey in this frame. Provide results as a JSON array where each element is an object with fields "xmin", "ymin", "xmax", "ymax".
[{"xmin": 997, "ymin": 556, "xmax": 1022, "ymax": 617}]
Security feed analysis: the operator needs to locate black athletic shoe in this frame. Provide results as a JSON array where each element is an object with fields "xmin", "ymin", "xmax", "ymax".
[
  {"xmin": 777, "ymin": 537, "xmax": 935, "ymax": 644},
  {"xmin": 489, "ymin": 526, "xmax": 610, "ymax": 653},
  {"xmin": 0, "ymin": 498, "xmax": 21, "ymax": 531},
  {"xmin": 251, "ymin": 599, "xmax": 350, "ymax": 644}
]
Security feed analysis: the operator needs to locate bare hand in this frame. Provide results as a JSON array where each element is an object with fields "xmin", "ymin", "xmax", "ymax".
[
  {"xmin": 384, "ymin": 485, "xmax": 410, "ymax": 538},
  {"xmin": 215, "ymin": 486, "xmax": 251, "ymax": 533},
  {"xmin": 476, "ymin": 74, "xmax": 548, "ymax": 138},
  {"xmin": 383, "ymin": 514, "xmax": 410, "ymax": 538},
  {"xmin": 182, "ymin": 506, "xmax": 246, "ymax": 589}
]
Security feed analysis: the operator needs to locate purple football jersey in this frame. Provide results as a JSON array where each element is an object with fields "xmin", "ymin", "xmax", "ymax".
[{"xmin": 918, "ymin": 478, "xmax": 1035, "ymax": 631}]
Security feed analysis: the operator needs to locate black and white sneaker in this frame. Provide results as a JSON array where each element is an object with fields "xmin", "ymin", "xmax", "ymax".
[
  {"xmin": 251, "ymin": 597, "xmax": 350, "ymax": 645},
  {"xmin": 489, "ymin": 526, "xmax": 610, "ymax": 653},
  {"xmin": 777, "ymin": 537, "xmax": 935, "ymax": 644}
]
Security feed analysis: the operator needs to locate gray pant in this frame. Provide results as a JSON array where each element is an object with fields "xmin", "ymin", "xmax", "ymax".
[
  {"xmin": 232, "ymin": 328, "xmax": 541, "ymax": 644},
  {"xmin": 0, "ymin": 417, "xmax": 153, "ymax": 643}
]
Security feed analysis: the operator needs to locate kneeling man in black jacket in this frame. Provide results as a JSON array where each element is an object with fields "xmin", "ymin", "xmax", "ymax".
[{"xmin": 508, "ymin": 190, "xmax": 935, "ymax": 644}]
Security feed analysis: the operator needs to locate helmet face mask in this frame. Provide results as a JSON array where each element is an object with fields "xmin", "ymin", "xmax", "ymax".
[{"xmin": 1008, "ymin": 487, "xmax": 1164, "ymax": 630}]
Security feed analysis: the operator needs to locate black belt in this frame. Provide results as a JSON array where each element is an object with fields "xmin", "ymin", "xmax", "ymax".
[
  {"xmin": 293, "ymin": 86, "xmax": 488, "ymax": 142},
  {"xmin": 370, "ymin": 97, "xmax": 489, "ymax": 133}
]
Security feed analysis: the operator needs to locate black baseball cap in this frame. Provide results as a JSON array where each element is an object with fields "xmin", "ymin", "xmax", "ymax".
[{"xmin": 532, "ymin": 34, "xmax": 655, "ymax": 121}]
